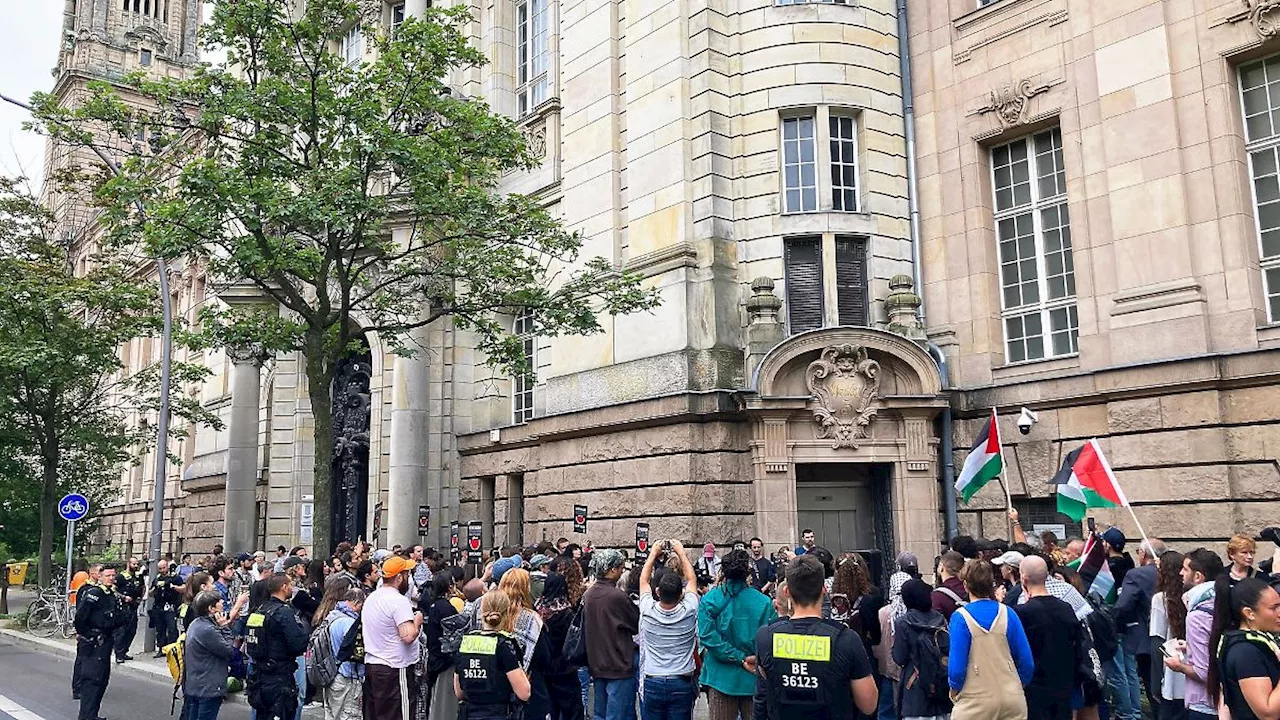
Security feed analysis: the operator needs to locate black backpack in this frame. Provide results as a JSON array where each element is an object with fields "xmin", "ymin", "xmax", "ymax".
[
  {"xmin": 907, "ymin": 622, "xmax": 951, "ymax": 707},
  {"xmin": 1084, "ymin": 593, "xmax": 1119, "ymax": 662},
  {"xmin": 336, "ymin": 616, "xmax": 364, "ymax": 664},
  {"xmin": 440, "ymin": 606, "xmax": 478, "ymax": 656}
]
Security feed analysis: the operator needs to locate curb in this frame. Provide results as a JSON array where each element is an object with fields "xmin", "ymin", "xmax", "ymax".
[{"xmin": 0, "ymin": 628, "xmax": 252, "ymax": 707}]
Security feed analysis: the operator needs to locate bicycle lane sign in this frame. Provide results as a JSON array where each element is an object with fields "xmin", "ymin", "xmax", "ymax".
[{"xmin": 59, "ymin": 494, "xmax": 89, "ymax": 522}]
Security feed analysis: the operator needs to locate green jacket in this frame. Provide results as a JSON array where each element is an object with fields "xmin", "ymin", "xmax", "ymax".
[{"xmin": 696, "ymin": 579, "xmax": 778, "ymax": 697}]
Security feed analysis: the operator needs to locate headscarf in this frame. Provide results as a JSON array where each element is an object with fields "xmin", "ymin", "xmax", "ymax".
[
  {"xmin": 536, "ymin": 573, "xmax": 571, "ymax": 620},
  {"xmin": 512, "ymin": 608, "xmax": 543, "ymax": 670},
  {"xmin": 590, "ymin": 549, "xmax": 625, "ymax": 579},
  {"xmin": 887, "ymin": 571, "xmax": 910, "ymax": 623}
]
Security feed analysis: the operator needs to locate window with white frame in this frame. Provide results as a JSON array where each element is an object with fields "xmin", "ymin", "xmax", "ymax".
[
  {"xmin": 391, "ymin": 3, "xmax": 406, "ymax": 33},
  {"xmin": 341, "ymin": 25, "xmax": 363, "ymax": 67},
  {"xmin": 517, "ymin": 0, "xmax": 549, "ymax": 117},
  {"xmin": 990, "ymin": 127, "xmax": 1078, "ymax": 363},
  {"xmin": 512, "ymin": 311, "xmax": 536, "ymax": 424},
  {"xmin": 1240, "ymin": 56, "xmax": 1280, "ymax": 321},
  {"xmin": 781, "ymin": 111, "xmax": 861, "ymax": 214}
]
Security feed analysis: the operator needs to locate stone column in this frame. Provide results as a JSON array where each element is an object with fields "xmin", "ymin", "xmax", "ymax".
[
  {"xmin": 405, "ymin": 0, "xmax": 430, "ymax": 18},
  {"xmin": 385, "ymin": 327, "xmax": 431, "ymax": 548},
  {"xmin": 224, "ymin": 348, "xmax": 265, "ymax": 555}
]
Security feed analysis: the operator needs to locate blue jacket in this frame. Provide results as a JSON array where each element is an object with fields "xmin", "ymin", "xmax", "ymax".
[
  {"xmin": 326, "ymin": 604, "xmax": 363, "ymax": 680},
  {"xmin": 1115, "ymin": 563, "xmax": 1156, "ymax": 655},
  {"xmin": 183, "ymin": 616, "xmax": 233, "ymax": 698},
  {"xmin": 947, "ymin": 599, "xmax": 1034, "ymax": 691}
]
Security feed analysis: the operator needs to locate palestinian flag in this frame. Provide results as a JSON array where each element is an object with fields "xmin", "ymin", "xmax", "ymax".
[
  {"xmin": 956, "ymin": 409, "xmax": 1002, "ymax": 503},
  {"xmin": 1052, "ymin": 439, "xmax": 1126, "ymax": 521},
  {"xmin": 1076, "ymin": 533, "xmax": 1116, "ymax": 603}
]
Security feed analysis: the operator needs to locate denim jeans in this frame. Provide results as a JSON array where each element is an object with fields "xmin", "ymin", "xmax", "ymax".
[
  {"xmin": 184, "ymin": 695, "xmax": 223, "ymax": 720},
  {"xmin": 641, "ymin": 676, "xmax": 696, "ymax": 720},
  {"xmin": 579, "ymin": 667, "xmax": 592, "ymax": 716},
  {"xmin": 876, "ymin": 674, "xmax": 896, "ymax": 720},
  {"xmin": 593, "ymin": 675, "xmax": 639, "ymax": 720},
  {"xmin": 1104, "ymin": 639, "xmax": 1142, "ymax": 720}
]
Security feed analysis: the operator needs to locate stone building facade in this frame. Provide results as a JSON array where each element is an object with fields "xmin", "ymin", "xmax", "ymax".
[{"xmin": 909, "ymin": 0, "xmax": 1280, "ymax": 548}]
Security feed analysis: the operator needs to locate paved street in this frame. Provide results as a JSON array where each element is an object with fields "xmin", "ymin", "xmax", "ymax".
[{"xmin": 0, "ymin": 637, "xmax": 254, "ymax": 720}]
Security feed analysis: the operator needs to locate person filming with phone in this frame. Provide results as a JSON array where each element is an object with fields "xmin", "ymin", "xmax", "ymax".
[{"xmin": 637, "ymin": 539, "xmax": 700, "ymax": 720}]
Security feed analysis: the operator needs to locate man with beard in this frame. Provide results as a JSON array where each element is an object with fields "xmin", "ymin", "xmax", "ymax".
[
  {"xmin": 113, "ymin": 557, "xmax": 145, "ymax": 663},
  {"xmin": 245, "ymin": 573, "xmax": 309, "ymax": 720},
  {"xmin": 362, "ymin": 555, "xmax": 424, "ymax": 720}
]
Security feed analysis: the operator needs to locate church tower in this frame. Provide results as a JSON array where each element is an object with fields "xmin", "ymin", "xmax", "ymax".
[{"xmin": 43, "ymin": 0, "xmax": 202, "ymax": 244}]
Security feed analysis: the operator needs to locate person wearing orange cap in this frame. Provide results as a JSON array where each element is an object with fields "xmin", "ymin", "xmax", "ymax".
[{"xmin": 362, "ymin": 555, "xmax": 424, "ymax": 720}]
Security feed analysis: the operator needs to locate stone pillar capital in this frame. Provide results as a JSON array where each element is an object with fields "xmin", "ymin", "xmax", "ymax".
[{"xmin": 227, "ymin": 344, "xmax": 270, "ymax": 366}]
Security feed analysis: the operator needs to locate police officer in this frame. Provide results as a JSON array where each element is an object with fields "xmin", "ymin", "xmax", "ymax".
[
  {"xmin": 455, "ymin": 591, "xmax": 531, "ymax": 720},
  {"xmin": 149, "ymin": 558, "xmax": 181, "ymax": 657},
  {"xmin": 74, "ymin": 565, "xmax": 124, "ymax": 720},
  {"xmin": 70, "ymin": 563, "xmax": 103, "ymax": 700},
  {"xmin": 754, "ymin": 555, "xmax": 878, "ymax": 720},
  {"xmin": 113, "ymin": 557, "xmax": 144, "ymax": 663},
  {"xmin": 245, "ymin": 573, "xmax": 309, "ymax": 720}
]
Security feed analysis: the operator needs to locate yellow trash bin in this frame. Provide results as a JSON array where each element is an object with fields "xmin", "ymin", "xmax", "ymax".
[{"xmin": 5, "ymin": 562, "xmax": 28, "ymax": 586}]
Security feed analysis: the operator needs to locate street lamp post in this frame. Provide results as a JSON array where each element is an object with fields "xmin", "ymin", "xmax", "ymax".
[{"xmin": 1, "ymin": 93, "xmax": 175, "ymax": 637}]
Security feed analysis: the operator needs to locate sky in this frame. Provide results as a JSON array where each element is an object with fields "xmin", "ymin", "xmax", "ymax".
[{"xmin": 0, "ymin": 3, "xmax": 62, "ymax": 189}]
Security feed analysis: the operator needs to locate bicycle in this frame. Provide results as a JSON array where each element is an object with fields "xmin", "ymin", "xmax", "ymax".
[{"xmin": 26, "ymin": 584, "xmax": 75, "ymax": 639}]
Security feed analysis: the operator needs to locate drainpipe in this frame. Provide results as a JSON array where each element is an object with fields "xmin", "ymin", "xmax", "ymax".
[{"xmin": 898, "ymin": 0, "xmax": 958, "ymax": 540}]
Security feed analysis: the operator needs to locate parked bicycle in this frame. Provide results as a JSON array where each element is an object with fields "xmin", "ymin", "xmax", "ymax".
[{"xmin": 26, "ymin": 584, "xmax": 74, "ymax": 638}]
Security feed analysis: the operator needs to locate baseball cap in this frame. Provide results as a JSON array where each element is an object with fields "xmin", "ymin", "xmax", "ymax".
[
  {"xmin": 992, "ymin": 551, "xmax": 1025, "ymax": 568},
  {"xmin": 236, "ymin": 552, "xmax": 253, "ymax": 562},
  {"xmin": 382, "ymin": 556, "xmax": 416, "ymax": 577},
  {"xmin": 372, "ymin": 549, "xmax": 393, "ymax": 563},
  {"xmin": 281, "ymin": 556, "xmax": 306, "ymax": 571},
  {"xmin": 703, "ymin": 543, "xmax": 716, "ymax": 558},
  {"xmin": 491, "ymin": 557, "xmax": 518, "ymax": 583},
  {"xmin": 896, "ymin": 551, "xmax": 919, "ymax": 570},
  {"xmin": 529, "ymin": 554, "xmax": 551, "ymax": 569},
  {"xmin": 1102, "ymin": 527, "xmax": 1127, "ymax": 550}
]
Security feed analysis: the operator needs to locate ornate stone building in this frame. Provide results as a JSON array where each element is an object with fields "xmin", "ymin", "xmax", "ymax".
[{"xmin": 909, "ymin": 0, "xmax": 1280, "ymax": 548}]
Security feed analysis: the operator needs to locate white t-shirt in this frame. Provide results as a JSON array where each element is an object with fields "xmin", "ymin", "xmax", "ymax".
[
  {"xmin": 638, "ymin": 593, "xmax": 699, "ymax": 677},
  {"xmin": 1150, "ymin": 591, "xmax": 1186, "ymax": 701},
  {"xmin": 361, "ymin": 586, "xmax": 419, "ymax": 668}
]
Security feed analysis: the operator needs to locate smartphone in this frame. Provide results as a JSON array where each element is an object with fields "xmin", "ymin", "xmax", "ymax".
[{"xmin": 1087, "ymin": 517, "xmax": 1096, "ymax": 533}]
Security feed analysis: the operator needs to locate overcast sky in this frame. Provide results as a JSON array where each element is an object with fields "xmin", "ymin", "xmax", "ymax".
[{"xmin": 0, "ymin": 4, "xmax": 62, "ymax": 189}]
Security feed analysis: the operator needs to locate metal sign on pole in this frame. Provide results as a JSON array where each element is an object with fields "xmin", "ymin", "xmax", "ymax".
[
  {"xmin": 635, "ymin": 522, "xmax": 650, "ymax": 562},
  {"xmin": 58, "ymin": 493, "xmax": 89, "ymax": 593},
  {"xmin": 573, "ymin": 505, "xmax": 588, "ymax": 535}
]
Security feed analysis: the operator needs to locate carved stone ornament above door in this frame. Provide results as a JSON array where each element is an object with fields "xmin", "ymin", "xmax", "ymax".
[
  {"xmin": 1248, "ymin": 0, "xmax": 1280, "ymax": 37},
  {"xmin": 976, "ymin": 78, "xmax": 1052, "ymax": 128},
  {"xmin": 806, "ymin": 344, "xmax": 881, "ymax": 449}
]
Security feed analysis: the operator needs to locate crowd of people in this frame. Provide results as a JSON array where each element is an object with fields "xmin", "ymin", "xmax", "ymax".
[{"xmin": 62, "ymin": 520, "xmax": 1280, "ymax": 720}]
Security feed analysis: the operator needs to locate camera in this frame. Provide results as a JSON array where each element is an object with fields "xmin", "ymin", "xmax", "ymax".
[{"xmin": 1016, "ymin": 407, "xmax": 1039, "ymax": 435}]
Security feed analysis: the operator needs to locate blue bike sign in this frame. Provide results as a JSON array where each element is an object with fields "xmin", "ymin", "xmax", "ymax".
[{"xmin": 58, "ymin": 493, "xmax": 89, "ymax": 522}]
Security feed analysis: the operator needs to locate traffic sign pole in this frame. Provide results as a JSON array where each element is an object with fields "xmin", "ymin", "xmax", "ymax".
[
  {"xmin": 65, "ymin": 520, "xmax": 74, "ymax": 594},
  {"xmin": 57, "ymin": 493, "xmax": 89, "ymax": 594}
]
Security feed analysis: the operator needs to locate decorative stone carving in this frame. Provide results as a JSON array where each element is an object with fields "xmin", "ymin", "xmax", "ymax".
[
  {"xmin": 332, "ymin": 349, "xmax": 372, "ymax": 545},
  {"xmin": 883, "ymin": 274, "xmax": 926, "ymax": 342},
  {"xmin": 1248, "ymin": 0, "xmax": 1280, "ymax": 37},
  {"xmin": 746, "ymin": 276, "xmax": 783, "ymax": 324},
  {"xmin": 976, "ymin": 78, "xmax": 1052, "ymax": 128},
  {"xmin": 522, "ymin": 122, "xmax": 547, "ymax": 159},
  {"xmin": 227, "ymin": 343, "xmax": 270, "ymax": 366},
  {"xmin": 806, "ymin": 344, "xmax": 881, "ymax": 449}
]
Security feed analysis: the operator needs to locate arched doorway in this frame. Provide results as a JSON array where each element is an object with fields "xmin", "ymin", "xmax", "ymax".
[
  {"xmin": 742, "ymin": 327, "xmax": 947, "ymax": 578},
  {"xmin": 331, "ymin": 338, "xmax": 372, "ymax": 548}
]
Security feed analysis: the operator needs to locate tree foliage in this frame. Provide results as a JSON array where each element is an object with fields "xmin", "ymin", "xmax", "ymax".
[{"xmin": 31, "ymin": 0, "xmax": 659, "ymax": 552}]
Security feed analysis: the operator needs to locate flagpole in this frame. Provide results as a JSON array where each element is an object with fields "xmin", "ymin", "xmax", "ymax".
[
  {"xmin": 994, "ymin": 408, "xmax": 1015, "ymax": 540},
  {"xmin": 1089, "ymin": 439, "xmax": 1153, "ymax": 552}
]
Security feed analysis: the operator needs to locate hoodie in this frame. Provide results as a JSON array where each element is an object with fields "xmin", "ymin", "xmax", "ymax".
[
  {"xmin": 892, "ymin": 609, "xmax": 953, "ymax": 718},
  {"xmin": 1182, "ymin": 581, "xmax": 1216, "ymax": 714}
]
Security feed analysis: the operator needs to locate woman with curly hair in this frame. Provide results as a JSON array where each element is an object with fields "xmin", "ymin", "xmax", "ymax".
[
  {"xmin": 536, "ymin": 573, "xmax": 584, "ymax": 720},
  {"xmin": 1150, "ymin": 550, "xmax": 1187, "ymax": 720},
  {"xmin": 697, "ymin": 549, "xmax": 777, "ymax": 720}
]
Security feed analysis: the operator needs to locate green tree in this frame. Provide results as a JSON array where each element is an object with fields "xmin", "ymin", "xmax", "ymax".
[
  {"xmin": 0, "ymin": 177, "xmax": 212, "ymax": 586},
  {"xmin": 31, "ymin": 0, "xmax": 658, "ymax": 552}
]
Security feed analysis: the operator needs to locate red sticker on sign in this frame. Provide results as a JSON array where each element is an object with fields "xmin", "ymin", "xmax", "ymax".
[
  {"xmin": 637, "ymin": 540, "xmax": 648, "ymax": 552},
  {"xmin": 469, "ymin": 538, "xmax": 480, "ymax": 551}
]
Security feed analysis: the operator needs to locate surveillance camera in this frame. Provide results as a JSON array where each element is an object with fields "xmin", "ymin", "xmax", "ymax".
[{"xmin": 1016, "ymin": 407, "xmax": 1039, "ymax": 435}]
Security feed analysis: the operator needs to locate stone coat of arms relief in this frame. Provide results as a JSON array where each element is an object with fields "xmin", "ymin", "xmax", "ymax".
[{"xmin": 806, "ymin": 344, "xmax": 881, "ymax": 449}]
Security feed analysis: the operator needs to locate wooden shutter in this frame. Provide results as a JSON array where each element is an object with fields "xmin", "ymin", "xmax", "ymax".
[
  {"xmin": 835, "ymin": 236, "xmax": 869, "ymax": 326},
  {"xmin": 785, "ymin": 237, "xmax": 824, "ymax": 334}
]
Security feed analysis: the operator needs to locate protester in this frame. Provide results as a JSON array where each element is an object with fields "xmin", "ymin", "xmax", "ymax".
[
  {"xmin": 180, "ymin": 572, "xmax": 214, "ymax": 631},
  {"xmin": 584, "ymin": 549, "xmax": 639, "ymax": 720},
  {"xmin": 1150, "ymin": 550, "xmax": 1188, "ymax": 720},
  {"xmin": 452, "ymin": 590, "xmax": 532, "ymax": 720},
  {"xmin": 362, "ymin": 555, "xmax": 424, "ymax": 720},
  {"xmin": 794, "ymin": 528, "xmax": 817, "ymax": 556},
  {"xmin": 891, "ymin": 578, "xmax": 951, "ymax": 720},
  {"xmin": 696, "ymin": 544, "xmax": 721, "ymax": 586},
  {"xmin": 830, "ymin": 552, "xmax": 883, "ymax": 663},
  {"xmin": 1226, "ymin": 534, "xmax": 1261, "ymax": 587},
  {"xmin": 748, "ymin": 538, "xmax": 776, "ymax": 594},
  {"xmin": 698, "ymin": 548, "xmax": 777, "ymax": 720},
  {"xmin": 873, "ymin": 570, "xmax": 908, "ymax": 719},
  {"xmin": 424, "ymin": 573, "xmax": 461, "ymax": 720},
  {"xmin": 536, "ymin": 572, "xmax": 584, "ymax": 720},
  {"xmin": 754, "ymin": 555, "xmax": 877, "ymax": 718},
  {"xmin": 1114, "ymin": 538, "xmax": 1163, "ymax": 719},
  {"xmin": 177, "ymin": 553, "xmax": 198, "ymax": 583},
  {"xmin": 1014, "ymin": 555, "xmax": 1085, "ymax": 720},
  {"xmin": 993, "ymin": 551, "xmax": 1024, "ymax": 604},
  {"xmin": 498, "ymin": 568, "xmax": 551, "ymax": 720},
  {"xmin": 637, "ymin": 540, "xmax": 699, "ymax": 720},
  {"xmin": 1207, "ymin": 577, "xmax": 1280, "ymax": 720},
  {"xmin": 931, "ymin": 551, "xmax": 968, "ymax": 620},
  {"xmin": 183, "ymin": 590, "xmax": 234, "ymax": 720},
  {"xmin": 318, "ymin": 587, "xmax": 366, "ymax": 720},
  {"xmin": 947, "ymin": 558, "xmax": 1034, "ymax": 719},
  {"xmin": 1165, "ymin": 548, "xmax": 1226, "ymax": 720}
]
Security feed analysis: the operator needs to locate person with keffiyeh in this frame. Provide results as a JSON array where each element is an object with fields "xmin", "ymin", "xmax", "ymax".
[{"xmin": 497, "ymin": 569, "xmax": 552, "ymax": 720}]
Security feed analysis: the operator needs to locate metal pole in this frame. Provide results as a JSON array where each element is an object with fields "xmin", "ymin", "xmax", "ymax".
[
  {"xmin": 1, "ymin": 90, "xmax": 173, "ymax": 617},
  {"xmin": 64, "ymin": 520, "xmax": 74, "ymax": 594}
]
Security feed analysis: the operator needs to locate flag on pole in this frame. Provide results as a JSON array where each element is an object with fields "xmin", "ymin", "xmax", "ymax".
[
  {"xmin": 956, "ymin": 409, "xmax": 1002, "ymax": 503},
  {"xmin": 1074, "ymin": 533, "xmax": 1116, "ymax": 603},
  {"xmin": 1052, "ymin": 439, "xmax": 1126, "ymax": 521}
]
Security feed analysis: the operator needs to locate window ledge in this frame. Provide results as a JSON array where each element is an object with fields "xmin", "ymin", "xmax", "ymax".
[
  {"xmin": 991, "ymin": 353, "xmax": 1080, "ymax": 382},
  {"xmin": 1257, "ymin": 323, "xmax": 1280, "ymax": 348},
  {"xmin": 954, "ymin": 0, "xmax": 1033, "ymax": 32}
]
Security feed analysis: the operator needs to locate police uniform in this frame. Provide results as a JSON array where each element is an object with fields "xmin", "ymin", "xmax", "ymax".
[
  {"xmin": 149, "ymin": 571, "xmax": 181, "ymax": 653},
  {"xmin": 113, "ymin": 569, "xmax": 144, "ymax": 662},
  {"xmin": 70, "ymin": 580, "xmax": 97, "ymax": 698},
  {"xmin": 245, "ymin": 596, "xmax": 309, "ymax": 720},
  {"xmin": 456, "ymin": 630, "xmax": 525, "ymax": 720},
  {"xmin": 754, "ymin": 616, "xmax": 873, "ymax": 720},
  {"xmin": 73, "ymin": 582, "xmax": 123, "ymax": 720}
]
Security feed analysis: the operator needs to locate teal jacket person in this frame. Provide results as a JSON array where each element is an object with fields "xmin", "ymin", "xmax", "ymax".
[{"xmin": 697, "ymin": 555, "xmax": 778, "ymax": 698}]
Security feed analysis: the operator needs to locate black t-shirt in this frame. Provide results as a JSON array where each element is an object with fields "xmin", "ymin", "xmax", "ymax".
[
  {"xmin": 755, "ymin": 617, "xmax": 872, "ymax": 720},
  {"xmin": 458, "ymin": 632, "xmax": 522, "ymax": 716},
  {"xmin": 1219, "ymin": 631, "xmax": 1280, "ymax": 720},
  {"xmin": 753, "ymin": 557, "xmax": 777, "ymax": 590}
]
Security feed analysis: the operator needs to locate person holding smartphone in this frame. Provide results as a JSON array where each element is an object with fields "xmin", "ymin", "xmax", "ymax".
[{"xmin": 183, "ymin": 590, "xmax": 235, "ymax": 720}]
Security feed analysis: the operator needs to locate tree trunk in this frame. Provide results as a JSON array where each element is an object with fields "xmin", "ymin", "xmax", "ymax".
[
  {"xmin": 37, "ymin": 444, "xmax": 59, "ymax": 588},
  {"xmin": 303, "ymin": 339, "xmax": 335, "ymax": 556}
]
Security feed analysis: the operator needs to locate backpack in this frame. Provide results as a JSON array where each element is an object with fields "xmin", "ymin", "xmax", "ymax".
[
  {"xmin": 440, "ymin": 605, "xmax": 477, "ymax": 656},
  {"xmin": 163, "ymin": 633, "xmax": 186, "ymax": 684},
  {"xmin": 1084, "ymin": 592, "xmax": 1119, "ymax": 662},
  {"xmin": 934, "ymin": 587, "xmax": 967, "ymax": 609},
  {"xmin": 336, "ymin": 616, "xmax": 364, "ymax": 664},
  {"xmin": 906, "ymin": 622, "xmax": 950, "ymax": 707},
  {"xmin": 304, "ymin": 617, "xmax": 341, "ymax": 690}
]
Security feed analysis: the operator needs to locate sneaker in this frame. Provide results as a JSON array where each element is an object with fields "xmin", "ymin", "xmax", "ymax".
[
  {"xmin": 71, "ymin": 693, "xmax": 80, "ymax": 700},
  {"xmin": 118, "ymin": 654, "xmax": 134, "ymax": 661},
  {"xmin": 153, "ymin": 651, "xmax": 164, "ymax": 658}
]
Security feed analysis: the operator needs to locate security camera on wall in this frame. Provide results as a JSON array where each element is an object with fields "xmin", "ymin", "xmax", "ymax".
[{"xmin": 1016, "ymin": 407, "xmax": 1039, "ymax": 435}]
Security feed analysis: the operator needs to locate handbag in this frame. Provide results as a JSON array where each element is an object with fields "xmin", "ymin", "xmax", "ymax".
[{"xmin": 562, "ymin": 601, "xmax": 588, "ymax": 667}]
